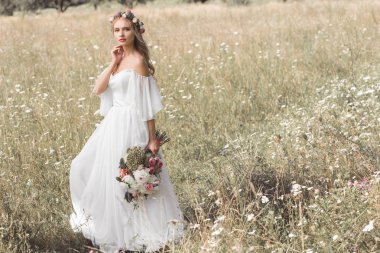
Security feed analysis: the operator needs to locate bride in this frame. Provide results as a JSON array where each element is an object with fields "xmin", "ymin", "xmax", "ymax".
[{"xmin": 69, "ymin": 9, "xmax": 184, "ymax": 253}]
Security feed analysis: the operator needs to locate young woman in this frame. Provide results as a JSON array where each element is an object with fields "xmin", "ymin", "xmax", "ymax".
[{"xmin": 69, "ymin": 9, "xmax": 184, "ymax": 253}]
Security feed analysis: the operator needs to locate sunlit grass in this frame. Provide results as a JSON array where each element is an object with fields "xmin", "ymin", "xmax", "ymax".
[{"xmin": 0, "ymin": 1, "xmax": 379, "ymax": 252}]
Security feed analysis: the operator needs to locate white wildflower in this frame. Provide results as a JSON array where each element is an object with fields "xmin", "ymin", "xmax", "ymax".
[
  {"xmin": 247, "ymin": 230, "xmax": 256, "ymax": 235},
  {"xmin": 211, "ymin": 227, "xmax": 223, "ymax": 236},
  {"xmin": 261, "ymin": 195, "xmax": 269, "ymax": 204},
  {"xmin": 291, "ymin": 183, "xmax": 302, "ymax": 196},
  {"xmin": 189, "ymin": 223, "xmax": 200, "ymax": 229},
  {"xmin": 246, "ymin": 213, "xmax": 255, "ymax": 222},
  {"xmin": 215, "ymin": 215, "xmax": 225, "ymax": 223},
  {"xmin": 362, "ymin": 220, "xmax": 375, "ymax": 232},
  {"xmin": 208, "ymin": 190, "xmax": 216, "ymax": 197},
  {"xmin": 215, "ymin": 198, "xmax": 222, "ymax": 206}
]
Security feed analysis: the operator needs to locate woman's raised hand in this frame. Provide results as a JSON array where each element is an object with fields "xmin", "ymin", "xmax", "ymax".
[{"xmin": 111, "ymin": 45, "xmax": 124, "ymax": 66}]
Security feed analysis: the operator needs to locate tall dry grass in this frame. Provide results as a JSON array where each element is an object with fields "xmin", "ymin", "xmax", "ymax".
[{"xmin": 0, "ymin": 0, "xmax": 380, "ymax": 252}]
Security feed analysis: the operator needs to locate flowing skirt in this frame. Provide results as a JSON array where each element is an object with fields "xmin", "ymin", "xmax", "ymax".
[{"xmin": 69, "ymin": 105, "xmax": 184, "ymax": 252}]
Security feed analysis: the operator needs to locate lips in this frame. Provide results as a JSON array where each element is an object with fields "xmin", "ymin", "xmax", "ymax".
[{"xmin": 118, "ymin": 38, "xmax": 126, "ymax": 42}]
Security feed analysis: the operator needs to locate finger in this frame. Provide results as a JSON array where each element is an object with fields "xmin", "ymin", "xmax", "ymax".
[{"xmin": 112, "ymin": 46, "xmax": 122, "ymax": 52}]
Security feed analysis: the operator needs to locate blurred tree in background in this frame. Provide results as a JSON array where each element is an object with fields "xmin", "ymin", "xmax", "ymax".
[
  {"xmin": 0, "ymin": 0, "xmax": 252, "ymax": 16},
  {"xmin": 0, "ymin": 0, "xmax": 16, "ymax": 15},
  {"xmin": 0, "ymin": 0, "xmax": 90, "ymax": 15},
  {"xmin": 0, "ymin": 0, "xmax": 158, "ymax": 15}
]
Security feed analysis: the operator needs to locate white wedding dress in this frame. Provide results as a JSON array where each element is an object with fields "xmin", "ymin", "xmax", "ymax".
[{"xmin": 69, "ymin": 69, "xmax": 184, "ymax": 252}]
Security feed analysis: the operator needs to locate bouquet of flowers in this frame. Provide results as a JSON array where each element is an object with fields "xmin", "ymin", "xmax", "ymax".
[{"xmin": 116, "ymin": 130, "xmax": 170, "ymax": 206}]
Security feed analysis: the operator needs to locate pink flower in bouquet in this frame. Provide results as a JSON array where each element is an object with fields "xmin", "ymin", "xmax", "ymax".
[
  {"xmin": 149, "ymin": 166, "xmax": 155, "ymax": 174},
  {"xmin": 119, "ymin": 168, "xmax": 128, "ymax": 178},
  {"xmin": 149, "ymin": 157, "xmax": 157, "ymax": 166},
  {"xmin": 146, "ymin": 183, "xmax": 154, "ymax": 191},
  {"xmin": 158, "ymin": 161, "xmax": 163, "ymax": 168}
]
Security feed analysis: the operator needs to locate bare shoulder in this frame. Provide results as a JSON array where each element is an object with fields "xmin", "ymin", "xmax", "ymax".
[{"xmin": 132, "ymin": 53, "xmax": 150, "ymax": 77}]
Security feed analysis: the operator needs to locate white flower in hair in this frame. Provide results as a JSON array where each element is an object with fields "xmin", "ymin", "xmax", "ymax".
[
  {"xmin": 132, "ymin": 17, "xmax": 138, "ymax": 23},
  {"xmin": 122, "ymin": 13, "xmax": 127, "ymax": 18}
]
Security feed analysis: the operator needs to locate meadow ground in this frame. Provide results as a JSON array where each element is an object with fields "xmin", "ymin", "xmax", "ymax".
[{"xmin": 0, "ymin": 0, "xmax": 380, "ymax": 252}]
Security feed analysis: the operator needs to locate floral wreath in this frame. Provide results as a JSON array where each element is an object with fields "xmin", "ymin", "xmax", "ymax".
[{"xmin": 109, "ymin": 9, "xmax": 145, "ymax": 34}]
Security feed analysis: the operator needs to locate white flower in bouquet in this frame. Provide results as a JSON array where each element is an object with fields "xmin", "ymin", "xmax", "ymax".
[
  {"xmin": 133, "ymin": 169, "xmax": 150, "ymax": 184},
  {"xmin": 148, "ymin": 174, "xmax": 159, "ymax": 184},
  {"xmin": 122, "ymin": 174, "xmax": 135, "ymax": 185},
  {"xmin": 120, "ymin": 175, "xmax": 137, "ymax": 191},
  {"xmin": 136, "ymin": 186, "xmax": 144, "ymax": 193},
  {"xmin": 120, "ymin": 183, "xmax": 132, "ymax": 192}
]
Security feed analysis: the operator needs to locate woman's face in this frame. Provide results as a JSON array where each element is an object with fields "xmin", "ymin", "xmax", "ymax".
[{"xmin": 113, "ymin": 18, "xmax": 134, "ymax": 46}]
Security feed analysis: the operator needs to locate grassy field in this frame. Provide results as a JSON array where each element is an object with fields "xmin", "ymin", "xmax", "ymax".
[{"xmin": 1, "ymin": 0, "xmax": 380, "ymax": 252}]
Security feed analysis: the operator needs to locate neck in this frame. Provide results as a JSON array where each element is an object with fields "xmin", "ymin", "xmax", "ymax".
[{"xmin": 122, "ymin": 44, "xmax": 134, "ymax": 57}]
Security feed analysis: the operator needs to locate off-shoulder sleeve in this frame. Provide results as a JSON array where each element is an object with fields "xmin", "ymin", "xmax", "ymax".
[
  {"xmin": 99, "ymin": 88, "xmax": 113, "ymax": 117},
  {"xmin": 98, "ymin": 68, "xmax": 113, "ymax": 117},
  {"xmin": 129, "ymin": 74, "xmax": 164, "ymax": 122}
]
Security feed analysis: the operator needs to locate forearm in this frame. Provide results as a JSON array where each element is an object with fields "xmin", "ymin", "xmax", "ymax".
[
  {"xmin": 147, "ymin": 119, "xmax": 156, "ymax": 142},
  {"xmin": 93, "ymin": 63, "xmax": 117, "ymax": 95}
]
